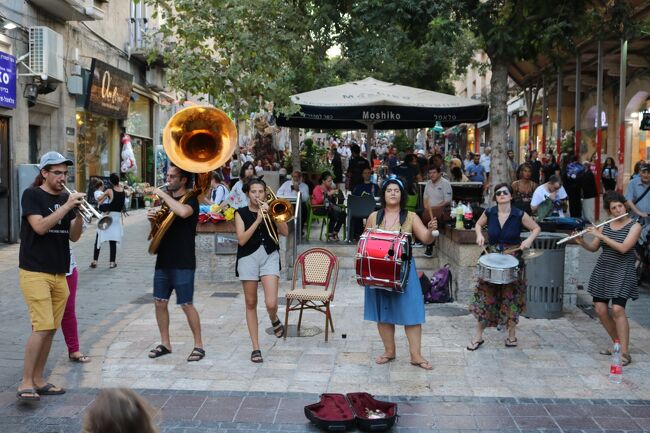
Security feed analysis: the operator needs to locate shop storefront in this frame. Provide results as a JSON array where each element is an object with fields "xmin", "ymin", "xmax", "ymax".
[
  {"xmin": 76, "ymin": 58, "xmax": 133, "ymax": 192},
  {"xmin": 0, "ymin": 50, "xmax": 16, "ymax": 242},
  {"xmin": 124, "ymin": 91, "xmax": 154, "ymax": 185}
]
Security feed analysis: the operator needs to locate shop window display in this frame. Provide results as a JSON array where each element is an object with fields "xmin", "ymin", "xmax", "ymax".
[{"xmin": 76, "ymin": 111, "xmax": 113, "ymax": 192}]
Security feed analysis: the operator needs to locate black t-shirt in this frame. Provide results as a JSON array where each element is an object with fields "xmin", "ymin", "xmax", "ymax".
[
  {"xmin": 155, "ymin": 194, "xmax": 199, "ymax": 270},
  {"xmin": 19, "ymin": 186, "xmax": 76, "ymax": 274},
  {"xmin": 348, "ymin": 155, "xmax": 371, "ymax": 190},
  {"xmin": 391, "ymin": 164, "xmax": 417, "ymax": 194}
]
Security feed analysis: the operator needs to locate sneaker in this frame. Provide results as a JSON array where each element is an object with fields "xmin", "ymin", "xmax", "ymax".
[
  {"xmin": 412, "ymin": 241, "xmax": 424, "ymax": 248},
  {"xmin": 424, "ymin": 246, "xmax": 433, "ymax": 257}
]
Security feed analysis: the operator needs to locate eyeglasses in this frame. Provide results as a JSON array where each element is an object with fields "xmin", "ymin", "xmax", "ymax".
[
  {"xmin": 495, "ymin": 189, "xmax": 510, "ymax": 196},
  {"xmin": 48, "ymin": 170, "xmax": 68, "ymax": 177}
]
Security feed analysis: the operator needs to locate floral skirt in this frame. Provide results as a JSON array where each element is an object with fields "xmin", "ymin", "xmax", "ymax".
[{"xmin": 469, "ymin": 275, "xmax": 526, "ymax": 329}]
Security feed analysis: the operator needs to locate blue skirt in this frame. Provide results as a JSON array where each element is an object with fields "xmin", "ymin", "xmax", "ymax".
[{"xmin": 364, "ymin": 260, "xmax": 425, "ymax": 326}]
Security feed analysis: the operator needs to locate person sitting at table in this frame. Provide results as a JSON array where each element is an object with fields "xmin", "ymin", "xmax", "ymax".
[
  {"xmin": 311, "ymin": 171, "xmax": 346, "ymax": 242},
  {"xmin": 350, "ymin": 167, "xmax": 380, "ymax": 241},
  {"xmin": 277, "ymin": 170, "xmax": 310, "ymax": 234}
]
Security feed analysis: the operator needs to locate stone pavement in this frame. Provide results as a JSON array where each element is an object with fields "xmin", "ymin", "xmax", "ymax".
[{"xmin": 2, "ymin": 211, "xmax": 650, "ymax": 432}]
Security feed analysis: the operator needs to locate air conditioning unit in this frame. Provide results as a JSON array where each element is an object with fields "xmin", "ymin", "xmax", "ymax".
[
  {"xmin": 29, "ymin": 27, "xmax": 65, "ymax": 82},
  {"xmin": 145, "ymin": 68, "xmax": 166, "ymax": 91}
]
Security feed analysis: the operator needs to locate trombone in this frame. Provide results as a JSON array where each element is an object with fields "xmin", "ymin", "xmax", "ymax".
[
  {"xmin": 62, "ymin": 184, "xmax": 113, "ymax": 230},
  {"xmin": 257, "ymin": 187, "xmax": 293, "ymax": 244}
]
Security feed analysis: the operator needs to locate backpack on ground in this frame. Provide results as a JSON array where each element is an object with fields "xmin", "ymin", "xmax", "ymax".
[{"xmin": 424, "ymin": 264, "xmax": 453, "ymax": 303}]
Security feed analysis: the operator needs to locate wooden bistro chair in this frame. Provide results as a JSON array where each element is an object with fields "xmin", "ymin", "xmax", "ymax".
[{"xmin": 284, "ymin": 248, "xmax": 339, "ymax": 341}]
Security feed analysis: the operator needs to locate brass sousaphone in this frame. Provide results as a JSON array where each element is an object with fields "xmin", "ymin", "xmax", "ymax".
[{"xmin": 148, "ymin": 106, "xmax": 237, "ymax": 254}]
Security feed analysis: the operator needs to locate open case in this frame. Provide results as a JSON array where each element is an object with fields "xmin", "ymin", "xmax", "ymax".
[{"xmin": 305, "ymin": 392, "xmax": 398, "ymax": 432}]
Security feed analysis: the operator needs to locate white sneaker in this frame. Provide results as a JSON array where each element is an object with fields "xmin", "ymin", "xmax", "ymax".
[{"xmin": 412, "ymin": 241, "xmax": 424, "ymax": 248}]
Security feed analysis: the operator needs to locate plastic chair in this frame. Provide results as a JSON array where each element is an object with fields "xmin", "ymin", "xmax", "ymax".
[
  {"xmin": 306, "ymin": 201, "xmax": 330, "ymax": 241},
  {"xmin": 284, "ymin": 248, "xmax": 339, "ymax": 341},
  {"xmin": 346, "ymin": 194, "xmax": 378, "ymax": 242}
]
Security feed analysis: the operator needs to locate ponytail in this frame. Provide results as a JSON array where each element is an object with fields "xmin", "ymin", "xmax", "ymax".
[{"xmin": 31, "ymin": 173, "xmax": 44, "ymax": 187}]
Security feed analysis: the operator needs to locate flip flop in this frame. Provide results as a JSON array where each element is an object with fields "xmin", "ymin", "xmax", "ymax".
[
  {"xmin": 16, "ymin": 388, "xmax": 39, "ymax": 401},
  {"xmin": 622, "ymin": 354, "xmax": 632, "ymax": 366},
  {"xmin": 35, "ymin": 383, "xmax": 65, "ymax": 395},
  {"xmin": 251, "ymin": 350, "xmax": 263, "ymax": 363},
  {"xmin": 271, "ymin": 319, "xmax": 285, "ymax": 338},
  {"xmin": 187, "ymin": 347, "xmax": 205, "ymax": 362},
  {"xmin": 410, "ymin": 360, "xmax": 433, "ymax": 370},
  {"xmin": 375, "ymin": 355, "xmax": 395, "ymax": 365},
  {"xmin": 466, "ymin": 339, "xmax": 485, "ymax": 351},
  {"xmin": 69, "ymin": 353, "xmax": 91, "ymax": 363},
  {"xmin": 148, "ymin": 344, "xmax": 172, "ymax": 358},
  {"xmin": 599, "ymin": 348, "xmax": 612, "ymax": 356},
  {"xmin": 505, "ymin": 337, "xmax": 518, "ymax": 347}
]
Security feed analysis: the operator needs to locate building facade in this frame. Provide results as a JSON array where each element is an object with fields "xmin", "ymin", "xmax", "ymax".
[{"xmin": 0, "ymin": 0, "xmax": 170, "ymax": 243}]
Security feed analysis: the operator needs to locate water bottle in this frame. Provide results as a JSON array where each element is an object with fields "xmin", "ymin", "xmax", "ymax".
[{"xmin": 609, "ymin": 339, "xmax": 623, "ymax": 383}]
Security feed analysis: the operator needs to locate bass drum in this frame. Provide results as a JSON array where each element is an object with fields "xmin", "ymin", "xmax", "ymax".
[{"xmin": 355, "ymin": 229, "xmax": 412, "ymax": 293}]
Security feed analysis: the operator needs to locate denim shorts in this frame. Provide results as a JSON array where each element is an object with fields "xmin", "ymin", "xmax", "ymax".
[{"xmin": 153, "ymin": 269, "xmax": 195, "ymax": 305}]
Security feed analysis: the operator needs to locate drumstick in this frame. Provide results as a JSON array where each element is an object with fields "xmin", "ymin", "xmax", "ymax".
[{"xmin": 503, "ymin": 246, "xmax": 521, "ymax": 255}]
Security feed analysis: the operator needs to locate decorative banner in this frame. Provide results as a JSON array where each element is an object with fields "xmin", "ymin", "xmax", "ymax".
[
  {"xmin": 86, "ymin": 58, "xmax": 133, "ymax": 119},
  {"xmin": 0, "ymin": 51, "xmax": 17, "ymax": 109}
]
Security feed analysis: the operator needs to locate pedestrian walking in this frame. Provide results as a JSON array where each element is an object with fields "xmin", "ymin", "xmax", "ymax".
[
  {"xmin": 468, "ymin": 183, "xmax": 540, "ymax": 350},
  {"xmin": 234, "ymin": 179, "xmax": 289, "ymax": 363},
  {"xmin": 83, "ymin": 388, "xmax": 158, "ymax": 433},
  {"xmin": 90, "ymin": 173, "xmax": 124, "ymax": 269},
  {"xmin": 62, "ymin": 248, "xmax": 91, "ymax": 363},
  {"xmin": 362, "ymin": 177, "xmax": 438, "ymax": 370},
  {"xmin": 574, "ymin": 191, "xmax": 641, "ymax": 366},
  {"xmin": 147, "ymin": 164, "xmax": 204, "ymax": 362},
  {"xmin": 602, "ymin": 157, "xmax": 618, "ymax": 192},
  {"xmin": 17, "ymin": 151, "xmax": 85, "ymax": 401}
]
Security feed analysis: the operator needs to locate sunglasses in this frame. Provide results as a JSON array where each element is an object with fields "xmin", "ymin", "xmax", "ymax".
[{"xmin": 495, "ymin": 189, "xmax": 510, "ymax": 196}]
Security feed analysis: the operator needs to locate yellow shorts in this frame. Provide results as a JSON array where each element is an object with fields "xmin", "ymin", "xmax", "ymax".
[{"xmin": 19, "ymin": 269, "xmax": 69, "ymax": 331}]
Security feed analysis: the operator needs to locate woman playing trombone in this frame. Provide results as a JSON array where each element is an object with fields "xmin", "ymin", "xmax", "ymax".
[{"xmin": 234, "ymin": 179, "xmax": 289, "ymax": 363}]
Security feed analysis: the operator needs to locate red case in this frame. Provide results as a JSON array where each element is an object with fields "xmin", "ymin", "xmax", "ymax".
[{"xmin": 304, "ymin": 392, "xmax": 398, "ymax": 432}]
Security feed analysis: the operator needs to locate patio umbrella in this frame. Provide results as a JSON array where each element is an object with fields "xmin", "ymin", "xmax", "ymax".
[{"xmin": 276, "ymin": 77, "xmax": 488, "ymax": 130}]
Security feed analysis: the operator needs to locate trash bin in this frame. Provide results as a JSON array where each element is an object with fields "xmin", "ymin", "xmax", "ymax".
[{"xmin": 521, "ymin": 232, "xmax": 568, "ymax": 319}]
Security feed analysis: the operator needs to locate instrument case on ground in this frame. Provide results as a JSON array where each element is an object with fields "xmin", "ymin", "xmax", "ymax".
[{"xmin": 304, "ymin": 392, "xmax": 398, "ymax": 432}]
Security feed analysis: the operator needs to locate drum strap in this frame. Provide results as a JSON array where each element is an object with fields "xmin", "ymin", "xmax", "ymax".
[{"xmin": 375, "ymin": 208, "xmax": 408, "ymax": 231}]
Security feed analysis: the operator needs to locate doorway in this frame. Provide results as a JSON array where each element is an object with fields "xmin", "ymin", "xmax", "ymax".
[{"xmin": 0, "ymin": 117, "xmax": 10, "ymax": 242}]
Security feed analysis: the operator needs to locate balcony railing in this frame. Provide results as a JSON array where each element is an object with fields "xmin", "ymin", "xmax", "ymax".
[
  {"xmin": 29, "ymin": 0, "xmax": 104, "ymax": 21},
  {"xmin": 127, "ymin": 17, "xmax": 165, "ymax": 65}
]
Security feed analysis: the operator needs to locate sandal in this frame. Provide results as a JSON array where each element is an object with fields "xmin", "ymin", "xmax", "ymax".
[
  {"xmin": 35, "ymin": 383, "xmax": 65, "ymax": 395},
  {"xmin": 109, "ymin": 262, "xmax": 117, "ymax": 269},
  {"xmin": 622, "ymin": 353, "xmax": 632, "ymax": 366},
  {"xmin": 89, "ymin": 261, "xmax": 97, "ymax": 269},
  {"xmin": 375, "ymin": 355, "xmax": 395, "ymax": 365},
  {"xmin": 466, "ymin": 339, "xmax": 484, "ymax": 351},
  {"xmin": 271, "ymin": 319, "xmax": 285, "ymax": 338},
  {"xmin": 505, "ymin": 337, "xmax": 518, "ymax": 347},
  {"xmin": 69, "ymin": 353, "xmax": 91, "ymax": 363},
  {"xmin": 410, "ymin": 360, "xmax": 433, "ymax": 370},
  {"xmin": 187, "ymin": 347, "xmax": 205, "ymax": 362},
  {"xmin": 599, "ymin": 348, "xmax": 613, "ymax": 356},
  {"xmin": 148, "ymin": 344, "xmax": 172, "ymax": 358},
  {"xmin": 251, "ymin": 349, "xmax": 263, "ymax": 363},
  {"xmin": 16, "ymin": 388, "xmax": 39, "ymax": 401}
]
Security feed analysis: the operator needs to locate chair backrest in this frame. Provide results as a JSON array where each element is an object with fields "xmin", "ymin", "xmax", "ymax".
[
  {"xmin": 347, "ymin": 194, "xmax": 377, "ymax": 219},
  {"xmin": 293, "ymin": 247, "xmax": 339, "ymax": 296},
  {"xmin": 406, "ymin": 193, "xmax": 418, "ymax": 211}
]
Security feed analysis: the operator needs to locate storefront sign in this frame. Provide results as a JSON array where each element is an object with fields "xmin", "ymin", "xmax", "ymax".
[
  {"xmin": 86, "ymin": 58, "xmax": 133, "ymax": 119},
  {"xmin": 0, "ymin": 52, "xmax": 17, "ymax": 109}
]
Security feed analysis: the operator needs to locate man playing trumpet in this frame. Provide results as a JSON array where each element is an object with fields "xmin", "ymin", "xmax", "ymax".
[{"xmin": 147, "ymin": 164, "xmax": 205, "ymax": 362}]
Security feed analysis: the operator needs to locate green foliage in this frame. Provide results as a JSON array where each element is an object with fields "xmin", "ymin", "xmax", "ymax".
[
  {"xmin": 300, "ymin": 138, "xmax": 328, "ymax": 176},
  {"xmin": 392, "ymin": 132, "xmax": 412, "ymax": 156}
]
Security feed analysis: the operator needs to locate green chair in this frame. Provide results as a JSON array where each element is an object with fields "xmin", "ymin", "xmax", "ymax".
[
  {"xmin": 306, "ymin": 201, "xmax": 330, "ymax": 241},
  {"xmin": 406, "ymin": 194, "xmax": 418, "ymax": 212}
]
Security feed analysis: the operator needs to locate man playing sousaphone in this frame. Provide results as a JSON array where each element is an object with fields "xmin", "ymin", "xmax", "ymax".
[{"xmin": 146, "ymin": 164, "xmax": 205, "ymax": 362}]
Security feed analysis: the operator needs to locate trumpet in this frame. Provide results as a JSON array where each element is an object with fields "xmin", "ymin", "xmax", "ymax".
[
  {"xmin": 257, "ymin": 187, "xmax": 293, "ymax": 244},
  {"xmin": 62, "ymin": 184, "xmax": 112, "ymax": 230}
]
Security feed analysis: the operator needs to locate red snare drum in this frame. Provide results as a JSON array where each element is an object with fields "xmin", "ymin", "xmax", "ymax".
[{"xmin": 355, "ymin": 229, "xmax": 412, "ymax": 293}]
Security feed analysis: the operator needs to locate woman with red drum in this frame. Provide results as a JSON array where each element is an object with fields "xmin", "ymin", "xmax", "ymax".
[{"xmin": 361, "ymin": 176, "xmax": 438, "ymax": 370}]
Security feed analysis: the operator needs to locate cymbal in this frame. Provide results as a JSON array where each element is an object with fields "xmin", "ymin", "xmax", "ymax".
[{"xmin": 521, "ymin": 249, "xmax": 544, "ymax": 260}]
